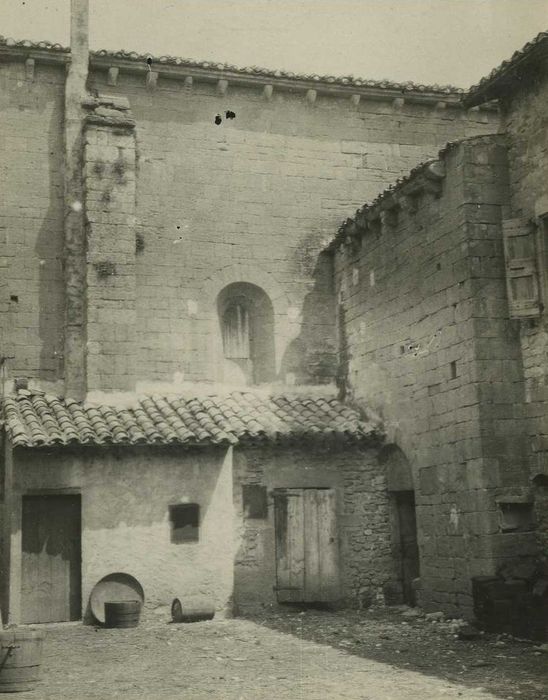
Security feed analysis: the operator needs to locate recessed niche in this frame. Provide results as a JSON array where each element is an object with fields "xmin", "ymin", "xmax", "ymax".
[
  {"xmin": 169, "ymin": 503, "xmax": 200, "ymax": 543},
  {"xmin": 498, "ymin": 502, "xmax": 534, "ymax": 532},
  {"xmin": 242, "ymin": 485, "xmax": 268, "ymax": 519}
]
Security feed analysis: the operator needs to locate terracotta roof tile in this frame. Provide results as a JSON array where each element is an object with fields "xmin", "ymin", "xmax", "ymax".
[
  {"xmin": 2, "ymin": 390, "xmax": 381, "ymax": 449},
  {"xmin": 0, "ymin": 35, "xmax": 464, "ymax": 97},
  {"xmin": 326, "ymin": 133, "xmax": 504, "ymax": 252}
]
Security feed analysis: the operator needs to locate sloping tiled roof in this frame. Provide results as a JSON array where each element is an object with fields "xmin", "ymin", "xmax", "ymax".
[
  {"xmin": 0, "ymin": 35, "xmax": 464, "ymax": 97},
  {"xmin": 466, "ymin": 31, "xmax": 548, "ymax": 106},
  {"xmin": 2, "ymin": 391, "xmax": 381, "ymax": 448},
  {"xmin": 325, "ymin": 133, "xmax": 504, "ymax": 253}
]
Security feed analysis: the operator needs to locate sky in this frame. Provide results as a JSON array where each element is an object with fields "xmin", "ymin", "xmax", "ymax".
[{"xmin": 0, "ymin": 0, "xmax": 546, "ymax": 88}]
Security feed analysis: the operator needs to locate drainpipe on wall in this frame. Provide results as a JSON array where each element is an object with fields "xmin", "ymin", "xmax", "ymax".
[{"xmin": 63, "ymin": 0, "xmax": 90, "ymax": 400}]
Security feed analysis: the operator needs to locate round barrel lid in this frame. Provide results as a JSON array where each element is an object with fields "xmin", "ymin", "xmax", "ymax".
[{"xmin": 89, "ymin": 573, "xmax": 145, "ymax": 624}]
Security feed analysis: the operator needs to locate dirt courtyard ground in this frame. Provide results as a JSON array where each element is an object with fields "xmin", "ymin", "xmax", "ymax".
[{"xmin": 12, "ymin": 607, "xmax": 548, "ymax": 700}]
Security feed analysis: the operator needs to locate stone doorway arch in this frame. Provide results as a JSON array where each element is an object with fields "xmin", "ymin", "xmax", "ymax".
[{"xmin": 379, "ymin": 444, "xmax": 420, "ymax": 607}]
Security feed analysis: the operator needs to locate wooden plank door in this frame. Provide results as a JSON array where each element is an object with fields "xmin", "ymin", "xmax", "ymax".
[
  {"xmin": 274, "ymin": 488, "xmax": 339, "ymax": 603},
  {"xmin": 274, "ymin": 489, "xmax": 305, "ymax": 602},
  {"xmin": 21, "ymin": 495, "xmax": 82, "ymax": 623},
  {"xmin": 395, "ymin": 491, "xmax": 420, "ymax": 606}
]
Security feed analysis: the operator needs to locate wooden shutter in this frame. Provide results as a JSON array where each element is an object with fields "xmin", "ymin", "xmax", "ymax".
[{"xmin": 502, "ymin": 218, "xmax": 540, "ymax": 318}]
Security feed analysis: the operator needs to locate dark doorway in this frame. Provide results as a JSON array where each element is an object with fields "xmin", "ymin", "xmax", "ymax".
[
  {"xmin": 21, "ymin": 494, "xmax": 82, "ymax": 623},
  {"xmin": 395, "ymin": 491, "xmax": 420, "ymax": 606}
]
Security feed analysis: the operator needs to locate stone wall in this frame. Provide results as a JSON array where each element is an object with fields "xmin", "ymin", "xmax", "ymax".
[
  {"xmin": 333, "ymin": 134, "xmax": 538, "ymax": 617},
  {"xmin": 232, "ymin": 443, "xmax": 393, "ymax": 611},
  {"xmin": 103, "ymin": 72, "xmax": 496, "ymax": 391},
  {"xmin": 84, "ymin": 103, "xmax": 138, "ymax": 392},
  {"xmin": 0, "ymin": 51, "xmax": 499, "ymax": 394},
  {"xmin": 499, "ymin": 69, "xmax": 548, "ymax": 553},
  {"xmin": 8, "ymin": 445, "xmax": 235, "ymax": 623},
  {"xmin": 0, "ymin": 61, "xmax": 65, "ymax": 388}
]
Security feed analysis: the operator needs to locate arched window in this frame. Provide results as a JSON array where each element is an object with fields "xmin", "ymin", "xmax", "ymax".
[{"xmin": 217, "ymin": 283, "xmax": 275, "ymax": 385}]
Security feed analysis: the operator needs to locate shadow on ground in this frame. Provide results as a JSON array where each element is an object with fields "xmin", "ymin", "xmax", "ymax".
[{"xmin": 244, "ymin": 605, "xmax": 548, "ymax": 700}]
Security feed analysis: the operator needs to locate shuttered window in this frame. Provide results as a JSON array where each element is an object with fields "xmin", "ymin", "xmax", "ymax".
[{"xmin": 502, "ymin": 218, "xmax": 541, "ymax": 318}]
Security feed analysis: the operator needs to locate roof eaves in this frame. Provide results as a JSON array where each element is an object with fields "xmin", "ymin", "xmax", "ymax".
[
  {"xmin": 0, "ymin": 35, "xmax": 469, "ymax": 103},
  {"xmin": 325, "ymin": 132, "xmax": 506, "ymax": 253},
  {"xmin": 465, "ymin": 30, "xmax": 548, "ymax": 107},
  {"xmin": 325, "ymin": 157, "xmax": 441, "ymax": 253}
]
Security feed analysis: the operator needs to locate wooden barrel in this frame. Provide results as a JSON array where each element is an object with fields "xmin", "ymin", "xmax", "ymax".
[
  {"xmin": 171, "ymin": 596, "xmax": 215, "ymax": 623},
  {"xmin": 104, "ymin": 600, "xmax": 141, "ymax": 628},
  {"xmin": 0, "ymin": 628, "xmax": 46, "ymax": 693}
]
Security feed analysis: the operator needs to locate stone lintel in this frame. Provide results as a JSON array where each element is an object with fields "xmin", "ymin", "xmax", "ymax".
[{"xmin": 85, "ymin": 113, "xmax": 136, "ymax": 129}]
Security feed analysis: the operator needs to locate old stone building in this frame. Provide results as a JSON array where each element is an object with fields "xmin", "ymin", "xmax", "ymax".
[
  {"xmin": 0, "ymin": 0, "xmax": 545, "ymax": 638},
  {"xmin": 0, "ymin": 27, "xmax": 496, "ymax": 397},
  {"xmin": 2, "ymin": 390, "xmax": 387, "ymax": 622},
  {"xmin": 465, "ymin": 32, "xmax": 548, "ymax": 563},
  {"xmin": 332, "ymin": 31, "xmax": 548, "ymax": 637}
]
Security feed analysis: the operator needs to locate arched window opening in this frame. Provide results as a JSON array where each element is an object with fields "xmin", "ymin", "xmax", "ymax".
[{"xmin": 217, "ymin": 282, "xmax": 275, "ymax": 385}]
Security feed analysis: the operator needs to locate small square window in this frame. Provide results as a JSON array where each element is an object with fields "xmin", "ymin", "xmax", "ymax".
[
  {"xmin": 242, "ymin": 485, "xmax": 268, "ymax": 519},
  {"xmin": 169, "ymin": 503, "xmax": 200, "ymax": 543}
]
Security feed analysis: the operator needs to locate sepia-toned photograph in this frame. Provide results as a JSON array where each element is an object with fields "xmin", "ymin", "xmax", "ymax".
[{"xmin": 0, "ymin": 0, "xmax": 547, "ymax": 697}]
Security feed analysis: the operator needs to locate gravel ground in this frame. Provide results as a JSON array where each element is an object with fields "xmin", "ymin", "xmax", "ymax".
[
  {"xmin": 7, "ymin": 607, "xmax": 547, "ymax": 700},
  {"xmin": 247, "ymin": 605, "xmax": 548, "ymax": 700}
]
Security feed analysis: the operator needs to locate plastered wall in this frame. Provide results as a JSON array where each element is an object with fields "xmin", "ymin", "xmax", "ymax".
[{"xmin": 9, "ymin": 445, "xmax": 235, "ymax": 622}]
